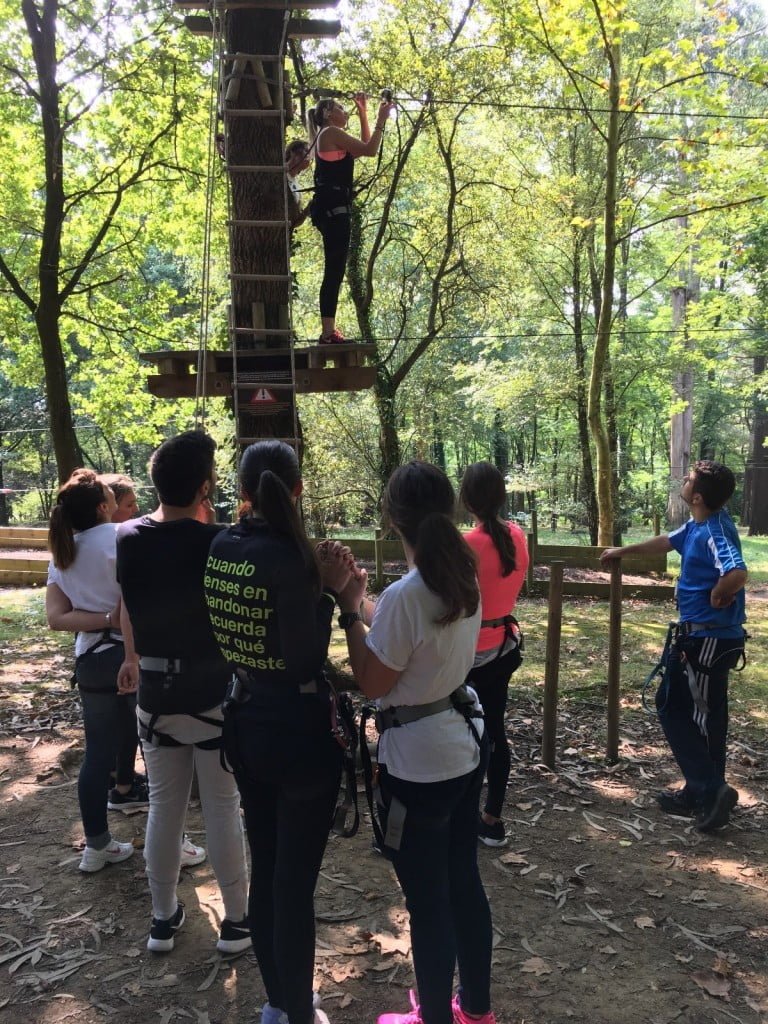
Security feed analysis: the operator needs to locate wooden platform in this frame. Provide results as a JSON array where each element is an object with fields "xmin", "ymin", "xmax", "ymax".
[{"xmin": 142, "ymin": 347, "xmax": 378, "ymax": 398}]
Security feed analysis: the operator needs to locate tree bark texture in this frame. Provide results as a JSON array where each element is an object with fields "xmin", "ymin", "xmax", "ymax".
[
  {"xmin": 588, "ymin": 39, "xmax": 619, "ymax": 547},
  {"xmin": 23, "ymin": 0, "xmax": 84, "ymax": 480}
]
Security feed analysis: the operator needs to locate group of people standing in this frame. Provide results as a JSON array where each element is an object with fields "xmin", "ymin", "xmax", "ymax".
[{"xmin": 45, "ymin": 434, "xmax": 747, "ymax": 1024}]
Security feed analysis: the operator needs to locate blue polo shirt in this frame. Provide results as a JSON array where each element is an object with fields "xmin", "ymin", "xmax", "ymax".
[{"xmin": 668, "ymin": 509, "xmax": 747, "ymax": 638}]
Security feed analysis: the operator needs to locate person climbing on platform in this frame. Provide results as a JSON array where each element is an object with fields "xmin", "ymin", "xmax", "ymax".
[
  {"xmin": 600, "ymin": 460, "xmax": 748, "ymax": 832},
  {"xmin": 285, "ymin": 139, "xmax": 312, "ymax": 228},
  {"xmin": 307, "ymin": 91, "xmax": 394, "ymax": 344}
]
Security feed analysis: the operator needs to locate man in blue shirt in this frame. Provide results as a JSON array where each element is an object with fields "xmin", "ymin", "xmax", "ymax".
[{"xmin": 601, "ymin": 461, "xmax": 748, "ymax": 832}]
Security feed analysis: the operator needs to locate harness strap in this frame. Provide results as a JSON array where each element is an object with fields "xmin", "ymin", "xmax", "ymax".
[
  {"xmin": 375, "ymin": 694, "xmax": 454, "ymax": 731},
  {"xmin": 359, "ymin": 704, "xmax": 387, "ymax": 853},
  {"xmin": 139, "ymin": 711, "xmax": 223, "ymax": 750}
]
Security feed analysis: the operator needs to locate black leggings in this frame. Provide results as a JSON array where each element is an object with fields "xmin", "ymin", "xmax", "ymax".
[
  {"xmin": 228, "ymin": 697, "xmax": 342, "ymax": 1024},
  {"xmin": 466, "ymin": 646, "xmax": 521, "ymax": 818},
  {"xmin": 317, "ymin": 212, "xmax": 351, "ymax": 319}
]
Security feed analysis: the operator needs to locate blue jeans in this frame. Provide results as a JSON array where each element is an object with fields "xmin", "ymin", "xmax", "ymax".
[
  {"xmin": 379, "ymin": 748, "xmax": 493, "ymax": 1024},
  {"xmin": 77, "ymin": 645, "xmax": 138, "ymax": 848},
  {"xmin": 656, "ymin": 634, "xmax": 745, "ymax": 803}
]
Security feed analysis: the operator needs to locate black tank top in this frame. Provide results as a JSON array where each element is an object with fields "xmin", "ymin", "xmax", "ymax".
[{"xmin": 313, "ymin": 137, "xmax": 354, "ymax": 210}]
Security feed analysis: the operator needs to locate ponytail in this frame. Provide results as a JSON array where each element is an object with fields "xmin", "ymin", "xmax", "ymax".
[
  {"xmin": 384, "ymin": 461, "xmax": 479, "ymax": 625},
  {"xmin": 239, "ymin": 441, "xmax": 320, "ymax": 593},
  {"xmin": 414, "ymin": 512, "xmax": 479, "ymax": 625},
  {"xmin": 48, "ymin": 468, "xmax": 108, "ymax": 569},
  {"xmin": 459, "ymin": 462, "xmax": 516, "ymax": 576},
  {"xmin": 307, "ymin": 97, "xmax": 335, "ymax": 143},
  {"xmin": 48, "ymin": 503, "xmax": 76, "ymax": 570}
]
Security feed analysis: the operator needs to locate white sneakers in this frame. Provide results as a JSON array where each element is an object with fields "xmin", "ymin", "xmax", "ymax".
[
  {"xmin": 180, "ymin": 835, "xmax": 207, "ymax": 867},
  {"xmin": 78, "ymin": 838, "xmax": 135, "ymax": 873}
]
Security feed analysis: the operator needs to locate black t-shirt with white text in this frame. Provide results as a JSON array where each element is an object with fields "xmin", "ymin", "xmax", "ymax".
[
  {"xmin": 205, "ymin": 518, "xmax": 333, "ymax": 688},
  {"xmin": 116, "ymin": 516, "xmax": 230, "ymax": 713}
]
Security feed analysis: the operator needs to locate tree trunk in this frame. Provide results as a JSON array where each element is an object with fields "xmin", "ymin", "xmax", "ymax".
[
  {"xmin": 667, "ymin": 284, "xmax": 695, "ymax": 527},
  {"xmin": 588, "ymin": 40, "xmax": 620, "ymax": 546},
  {"xmin": 572, "ymin": 234, "xmax": 598, "ymax": 543},
  {"xmin": 374, "ymin": 367, "xmax": 401, "ymax": 484},
  {"xmin": 746, "ymin": 353, "xmax": 768, "ymax": 534},
  {"xmin": 23, "ymin": 0, "xmax": 83, "ymax": 481}
]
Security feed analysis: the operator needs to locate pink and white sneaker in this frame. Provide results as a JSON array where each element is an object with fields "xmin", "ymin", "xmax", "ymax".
[
  {"xmin": 378, "ymin": 990, "xmax": 423, "ymax": 1024},
  {"xmin": 452, "ymin": 993, "xmax": 497, "ymax": 1024}
]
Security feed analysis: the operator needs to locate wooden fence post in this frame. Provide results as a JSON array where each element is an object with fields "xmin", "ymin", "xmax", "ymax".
[
  {"xmin": 375, "ymin": 527, "xmax": 383, "ymax": 587},
  {"xmin": 526, "ymin": 531, "xmax": 535, "ymax": 595},
  {"xmin": 606, "ymin": 559, "xmax": 622, "ymax": 763},
  {"xmin": 541, "ymin": 561, "xmax": 564, "ymax": 770}
]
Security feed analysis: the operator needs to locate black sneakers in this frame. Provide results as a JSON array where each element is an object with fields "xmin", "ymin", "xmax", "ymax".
[
  {"xmin": 477, "ymin": 816, "xmax": 508, "ymax": 847},
  {"xmin": 216, "ymin": 916, "xmax": 251, "ymax": 954},
  {"xmin": 147, "ymin": 902, "xmax": 185, "ymax": 953},
  {"xmin": 655, "ymin": 788, "xmax": 698, "ymax": 817},
  {"xmin": 108, "ymin": 780, "xmax": 150, "ymax": 811},
  {"xmin": 696, "ymin": 784, "xmax": 739, "ymax": 832}
]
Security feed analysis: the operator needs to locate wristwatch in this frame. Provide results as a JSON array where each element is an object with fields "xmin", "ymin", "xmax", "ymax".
[{"xmin": 338, "ymin": 611, "xmax": 361, "ymax": 630}]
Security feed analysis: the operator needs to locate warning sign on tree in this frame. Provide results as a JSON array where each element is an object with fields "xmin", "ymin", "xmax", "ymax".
[{"xmin": 249, "ymin": 388, "xmax": 278, "ymax": 405}]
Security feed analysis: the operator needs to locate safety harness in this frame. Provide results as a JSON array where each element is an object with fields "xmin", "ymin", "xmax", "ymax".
[
  {"xmin": 359, "ymin": 685, "xmax": 484, "ymax": 854},
  {"xmin": 479, "ymin": 613, "xmax": 523, "ymax": 662},
  {"xmin": 137, "ymin": 656, "xmax": 226, "ymax": 751},
  {"xmin": 71, "ymin": 629, "xmax": 124, "ymax": 692},
  {"xmin": 642, "ymin": 621, "xmax": 748, "ymax": 732},
  {"xmin": 220, "ymin": 670, "xmax": 360, "ymax": 839}
]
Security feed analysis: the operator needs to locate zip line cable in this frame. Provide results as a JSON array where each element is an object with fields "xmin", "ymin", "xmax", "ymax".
[{"xmin": 299, "ymin": 88, "xmax": 768, "ymax": 123}]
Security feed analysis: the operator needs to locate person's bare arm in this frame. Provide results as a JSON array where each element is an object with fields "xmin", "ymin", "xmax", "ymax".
[
  {"xmin": 46, "ymin": 583, "xmax": 116, "ymax": 633},
  {"xmin": 600, "ymin": 534, "xmax": 673, "ymax": 564},
  {"xmin": 117, "ymin": 594, "xmax": 139, "ymax": 694},
  {"xmin": 710, "ymin": 568, "xmax": 748, "ymax": 608}
]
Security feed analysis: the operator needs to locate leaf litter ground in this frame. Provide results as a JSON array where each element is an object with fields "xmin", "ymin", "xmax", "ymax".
[{"xmin": 0, "ymin": 589, "xmax": 767, "ymax": 1024}]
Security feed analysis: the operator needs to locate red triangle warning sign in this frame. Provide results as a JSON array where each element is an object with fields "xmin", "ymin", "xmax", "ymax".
[{"xmin": 250, "ymin": 388, "xmax": 278, "ymax": 404}]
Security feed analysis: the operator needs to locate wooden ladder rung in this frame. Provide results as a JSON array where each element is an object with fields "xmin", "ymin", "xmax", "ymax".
[
  {"xmin": 231, "ymin": 327, "xmax": 292, "ymax": 335},
  {"xmin": 238, "ymin": 436, "xmax": 300, "ymax": 445},
  {"xmin": 225, "ymin": 165, "xmax": 284, "ymax": 172},
  {"xmin": 221, "ymin": 109, "xmax": 283, "ymax": 119},
  {"xmin": 220, "ymin": 52, "xmax": 283, "ymax": 61},
  {"xmin": 228, "ymin": 220, "xmax": 287, "ymax": 228},
  {"xmin": 230, "ymin": 273, "xmax": 291, "ymax": 282}
]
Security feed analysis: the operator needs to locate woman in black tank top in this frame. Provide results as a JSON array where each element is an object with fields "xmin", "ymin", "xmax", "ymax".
[{"xmin": 307, "ymin": 93, "xmax": 394, "ymax": 343}]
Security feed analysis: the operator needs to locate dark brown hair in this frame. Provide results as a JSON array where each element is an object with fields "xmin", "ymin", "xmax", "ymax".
[
  {"xmin": 691, "ymin": 460, "xmax": 736, "ymax": 512},
  {"xmin": 239, "ymin": 441, "xmax": 320, "ymax": 593},
  {"xmin": 459, "ymin": 462, "xmax": 516, "ymax": 576},
  {"xmin": 384, "ymin": 461, "xmax": 479, "ymax": 624},
  {"xmin": 48, "ymin": 469, "xmax": 108, "ymax": 570}
]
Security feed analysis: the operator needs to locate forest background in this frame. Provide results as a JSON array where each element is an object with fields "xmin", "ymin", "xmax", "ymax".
[{"xmin": 1, "ymin": 0, "xmax": 768, "ymax": 543}]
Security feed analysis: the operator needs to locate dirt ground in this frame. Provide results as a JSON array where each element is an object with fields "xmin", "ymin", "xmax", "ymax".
[{"xmin": 1, "ymin": 604, "xmax": 767, "ymax": 1024}]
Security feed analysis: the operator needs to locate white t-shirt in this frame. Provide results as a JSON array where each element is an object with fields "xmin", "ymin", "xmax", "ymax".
[
  {"xmin": 365, "ymin": 568, "xmax": 483, "ymax": 783},
  {"xmin": 47, "ymin": 523, "xmax": 122, "ymax": 657}
]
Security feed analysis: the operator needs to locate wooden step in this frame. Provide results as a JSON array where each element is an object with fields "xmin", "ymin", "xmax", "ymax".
[
  {"xmin": 225, "ymin": 165, "xmax": 285, "ymax": 172},
  {"xmin": 221, "ymin": 53, "xmax": 284, "ymax": 62},
  {"xmin": 230, "ymin": 326, "xmax": 293, "ymax": 335},
  {"xmin": 185, "ymin": 15, "xmax": 341, "ymax": 39},
  {"xmin": 227, "ymin": 220, "xmax": 287, "ymax": 228},
  {"xmin": 221, "ymin": 108, "xmax": 284, "ymax": 118},
  {"xmin": 0, "ymin": 569, "xmax": 47, "ymax": 587},
  {"xmin": 238, "ymin": 436, "xmax": 300, "ymax": 446},
  {"xmin": 229, "ymin": 273, "xmax": 291, "ymax": 282}
]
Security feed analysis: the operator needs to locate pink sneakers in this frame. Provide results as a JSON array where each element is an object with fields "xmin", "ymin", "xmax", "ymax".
[
  {"xmin": 378, "ymin": 991, "xmax": 423, "ymax": 1024},
  {"xmin": 377, "ymin": 991, "xmax": 496, "ymax": 1024},
  {"xmin": 452, "ymin": 993, "xmax": 497, "ymax": 1024}
]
